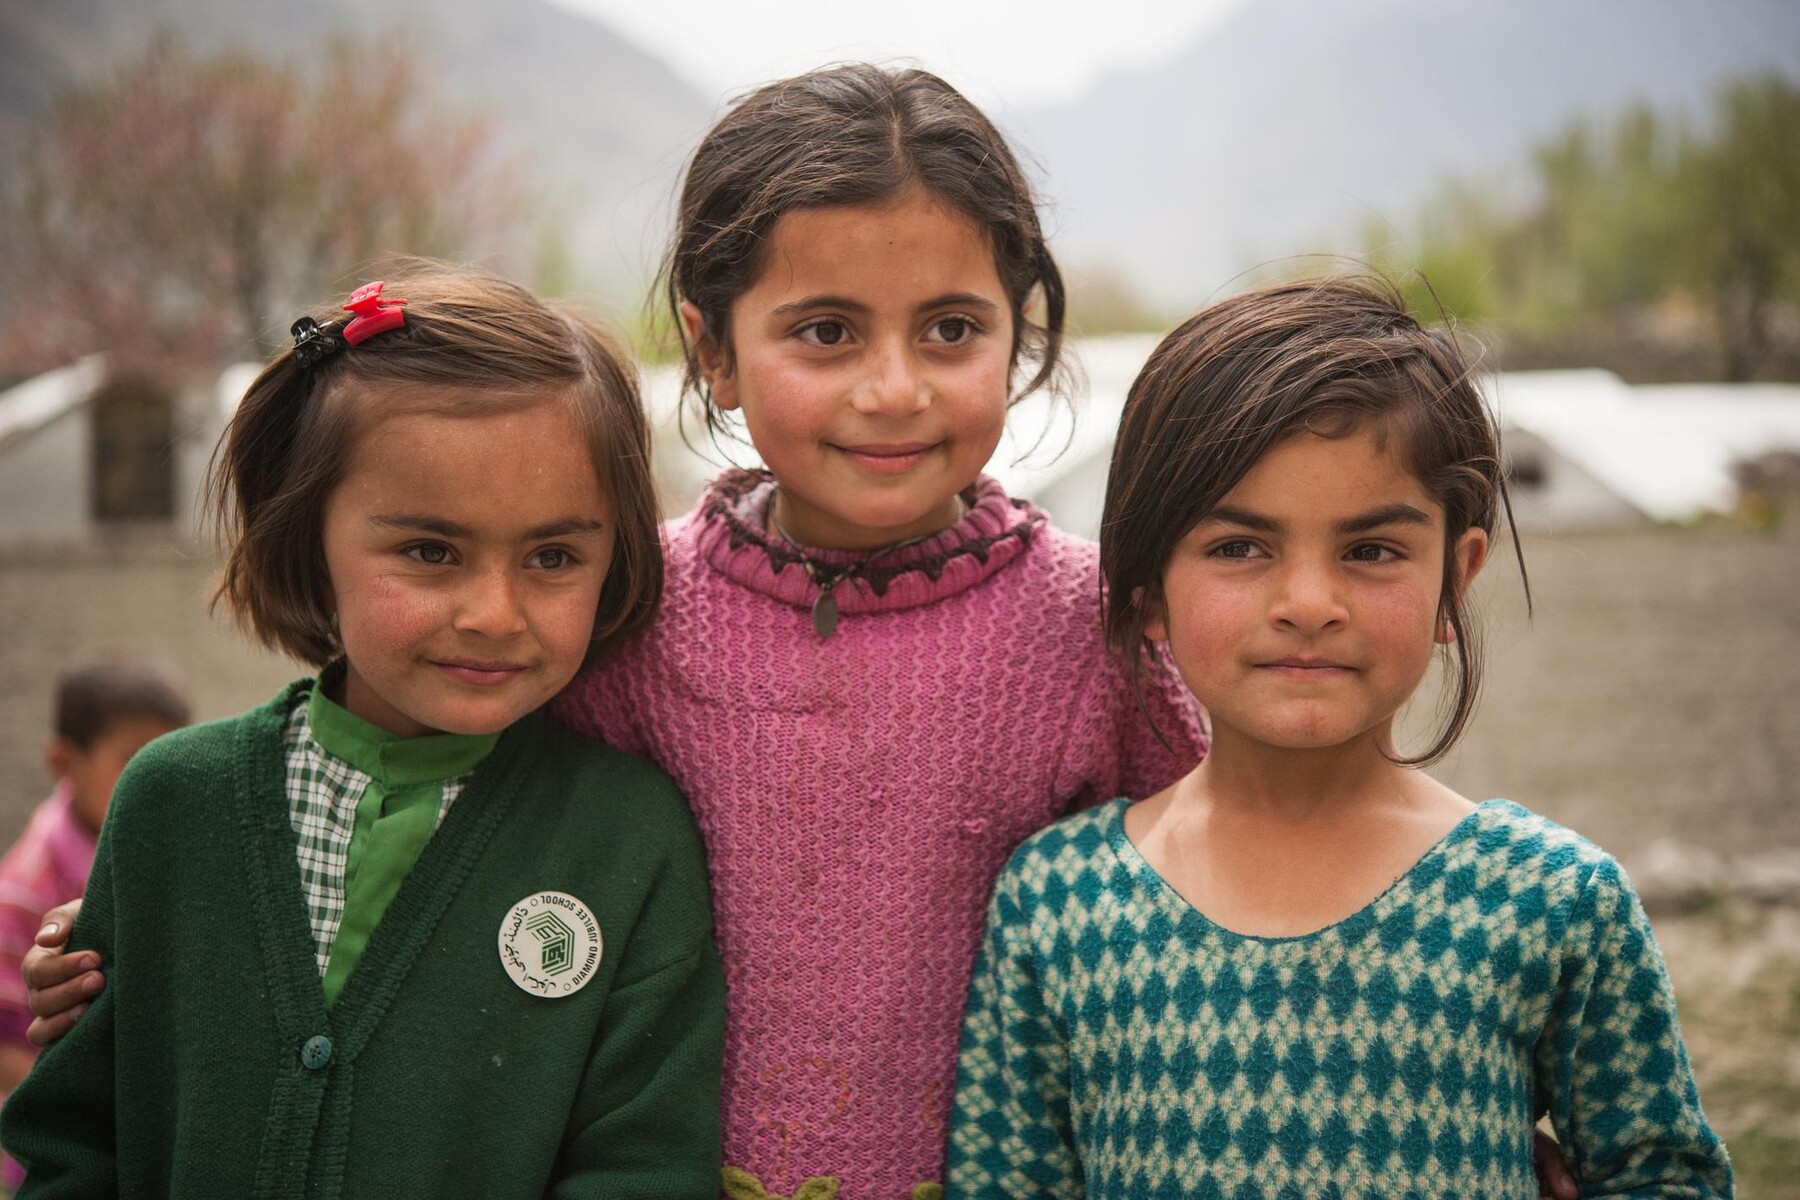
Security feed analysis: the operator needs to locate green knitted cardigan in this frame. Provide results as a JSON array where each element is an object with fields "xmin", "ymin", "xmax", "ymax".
[{"xmin": 2, "ymin": 680, "xmax": 725, "ymax": 1199}]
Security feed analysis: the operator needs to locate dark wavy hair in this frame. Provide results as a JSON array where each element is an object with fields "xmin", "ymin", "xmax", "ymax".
[
  {"xmin": 206, "ymin": 259, "xmax": 662, "ymax": 667},
  {"xmin": 661, "ymin": 63, "xmax": 1068, "ymax": 442},
  {"xmin": 1101, "ymin": 275, "xmax": 1528, "ymax": 766}
]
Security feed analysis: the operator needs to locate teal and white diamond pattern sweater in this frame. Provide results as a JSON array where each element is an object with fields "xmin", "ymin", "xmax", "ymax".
[{"xmin": 948, "ymin": 799, "xmax": 1731, "ymax": 1198}]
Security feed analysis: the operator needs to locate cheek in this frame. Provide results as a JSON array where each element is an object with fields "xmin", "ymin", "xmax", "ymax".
[
  {"xmin": 532, "ymin": 587, "xmax": 607, "ymax": 682},
  {"xmin": 335, "ymin": 574, "xmax": 449, "ymax": 654},
  {"xmin": 548, "ymin": 586, "xmax": 603, "ymax": 645},
  {"xmin": 1161, "ymin": 573, "xmax": 1259, "ymax": 664},
  {"xmin": 947, "ymin": 357, "xmax": 1011, "ymax": 435},
  {"xmin": 737, "ymin": 387, "xmax": 827, "ymax": 473},
  {"xmin": 735, "ymin": 358, "xmax": 818, "ymax": 428},
  {"xmin": 1363, "ymin": 580, "xmax": 1443, "ymax": 660}
]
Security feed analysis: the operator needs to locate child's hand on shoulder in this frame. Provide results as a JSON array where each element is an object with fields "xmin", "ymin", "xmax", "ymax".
[{"xmin": 22, "ymin": 899, "xmax": 102, "ymax": 1045}]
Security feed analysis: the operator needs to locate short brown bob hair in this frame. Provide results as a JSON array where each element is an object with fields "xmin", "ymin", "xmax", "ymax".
[
  {"xmin": 207, "ymin": 259, "xmax": 661, "ymax": 667},
  {"xmin": 1101, "ymin": 275, "xmax": 1526, "ymax": 766}
]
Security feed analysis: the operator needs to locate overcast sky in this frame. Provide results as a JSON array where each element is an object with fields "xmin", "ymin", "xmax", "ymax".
[{"xmin": 547, "ymin": 0, "xmax": 1248, "ymax": 111}]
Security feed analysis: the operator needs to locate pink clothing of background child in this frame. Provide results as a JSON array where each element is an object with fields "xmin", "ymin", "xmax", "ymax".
[
  {"xmin": 0, "ymin": 785, "xmax": 95, "ymax": 1049},
  {"xmin": 0, "ymin": 783, "xmax": 99, "ymax": 1188},
  {"xmin": 552, "ymin": 471, "xmax": 1207, "ymax": 1195}
]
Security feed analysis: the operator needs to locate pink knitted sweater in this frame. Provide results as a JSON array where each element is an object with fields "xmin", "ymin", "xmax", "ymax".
[{"xmin": 552, "ymin": 471, "xmax": 1205, "ymax": 1198}]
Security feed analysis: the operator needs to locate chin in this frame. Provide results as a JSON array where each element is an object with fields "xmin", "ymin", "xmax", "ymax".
[
  {"xmin": 1237, "ymin": 709, "xmax": 1372, "ymax": 751},
  {"xmin": 467, "ymin": 708, "xmax": 540, "ymax": 736},
  {"xmin": 419, "ymin": 700, "xmax": 536, "ymax": 738}
]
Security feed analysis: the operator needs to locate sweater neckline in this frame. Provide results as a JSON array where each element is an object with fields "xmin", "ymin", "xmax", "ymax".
[
  {"xmin": 1105, "ymin": 797, "xmax": 1519, "ymax": 951},
  {"xmin": 307, "ymin": 667, "xmax": 499, "ymax": 788},
  {"xmin": 234, "ymin": 681, "xmax": 536, "ymax": 1052},
  {"xmin": 692, "ymin": 468, "xmax": 1046, "ymax": 616}
]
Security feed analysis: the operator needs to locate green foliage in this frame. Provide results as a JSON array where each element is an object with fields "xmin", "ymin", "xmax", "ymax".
[{"xmin": 1367, "ymin": 73, "xmax": 1800, "ymax": 379}]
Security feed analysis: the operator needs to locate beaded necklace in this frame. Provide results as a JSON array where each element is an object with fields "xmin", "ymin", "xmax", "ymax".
[{"xmin": 767, "ymin": 488, "xmax": 970, "ymax": 638}]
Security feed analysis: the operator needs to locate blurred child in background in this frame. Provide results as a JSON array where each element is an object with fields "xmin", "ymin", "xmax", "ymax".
[{"xmin": 0, "ymin": 655, "xmax": 189, "ymax": 1186}]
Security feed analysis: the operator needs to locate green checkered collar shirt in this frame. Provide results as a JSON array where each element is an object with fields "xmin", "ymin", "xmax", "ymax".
[{"xmin": 281, "ymin": 682, "xmax": 490, "ymax": 976}]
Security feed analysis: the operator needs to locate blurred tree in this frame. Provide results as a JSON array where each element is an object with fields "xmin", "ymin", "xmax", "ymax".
[
  {"xmin": 1670, "ymin": 75, "xmax": 1800, "ymax": 379},
  {"xmin": 1366, "ymin": 73, "xmax": 1800, "ymax": 380},
  {"xmin": 0, "ymin": 38, "xmax": 521, "ymax": 379}
]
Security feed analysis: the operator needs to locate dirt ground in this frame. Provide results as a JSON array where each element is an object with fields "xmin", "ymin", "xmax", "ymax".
[{"xmin": 1, "ymin": 515, "xmax": 1796, "ymax": 1190}]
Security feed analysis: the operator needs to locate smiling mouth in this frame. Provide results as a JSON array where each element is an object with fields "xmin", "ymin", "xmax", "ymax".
[
  {"xmin": 832, "ymin": 442, "xmax": 940, "ymax": 472},
  {"xmin": 432, "ymin": 660, "xmax": 529, "ymax": 686}
]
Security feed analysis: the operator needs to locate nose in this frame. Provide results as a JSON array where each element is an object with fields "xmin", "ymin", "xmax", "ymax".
[
  {"xmin": 454, "ymin": 566, "xmax": 529, "ymax": 640},
  {"xmin": 1269, "ymin": 558, "xmax": 1348, "ymax": 633},
  {"xmin": 849, "ymin": 339, "xmax": 928, "ymax": 417}
]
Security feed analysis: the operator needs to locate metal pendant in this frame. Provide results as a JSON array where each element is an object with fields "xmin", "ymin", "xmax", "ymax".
[{"xmin": 811, "ymin": 587, "xmax": 839, "ymax": 638}]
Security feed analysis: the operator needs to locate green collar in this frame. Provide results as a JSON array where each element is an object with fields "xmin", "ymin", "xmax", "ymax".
[{"xmin": 307, "ymin": 669, "xmax": 500, "ymax": 788}]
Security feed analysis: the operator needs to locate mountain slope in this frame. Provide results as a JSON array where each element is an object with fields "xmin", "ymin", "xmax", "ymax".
[{"xmin": 1015, "ymin": 0, "xmax": 1800, "ymax": 308}]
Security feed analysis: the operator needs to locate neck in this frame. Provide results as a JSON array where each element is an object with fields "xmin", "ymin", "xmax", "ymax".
[
  {"xmin": 1181, "ymin": 724, "xmax": 1414, "ymax": 826},
  {"xmin": 334, "ymin": 661, "xmax": 438, "ymax": 739},
  {"xmin": 769, "ymin": 486, "xmax": 967, "ymax": 553}
]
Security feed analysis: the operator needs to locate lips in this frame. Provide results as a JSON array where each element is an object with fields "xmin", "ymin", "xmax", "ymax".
[
  {"xmin": 832, "ymin": 441, "xmax": 940, "ymax": 474},
  {"xmin": 432, "ymin": 659, "xmax": 528, "ymax": 686},
  {"xmin": 1256, "ymin": 657, "xmax": 1355, "ymax": 679}
]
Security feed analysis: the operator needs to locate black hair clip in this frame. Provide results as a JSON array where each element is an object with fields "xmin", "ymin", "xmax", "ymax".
[{"xmin": 290, "ymin": 316, "xmax": 345, "ymax": 370}]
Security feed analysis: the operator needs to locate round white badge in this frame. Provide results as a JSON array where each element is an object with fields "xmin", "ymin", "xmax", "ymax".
[{"xmin": 498, "ymin": 891, "xmax": 602, "ymax": 997}]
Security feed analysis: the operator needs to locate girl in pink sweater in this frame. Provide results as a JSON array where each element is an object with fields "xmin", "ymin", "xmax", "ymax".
[{"xmin": 545, "ymin": 66, "xmax": 1206, "ymax": 1196}]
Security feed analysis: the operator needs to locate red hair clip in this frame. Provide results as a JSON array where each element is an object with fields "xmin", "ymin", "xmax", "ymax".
[{"xmin": 340, "ymin": 281, "xmax": 408, "ymax": 346}]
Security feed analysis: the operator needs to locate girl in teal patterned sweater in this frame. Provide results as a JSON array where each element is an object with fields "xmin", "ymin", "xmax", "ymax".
[{"xmin": 949, "ymin": 277, "xmax": 1731, "ymax": 1197}]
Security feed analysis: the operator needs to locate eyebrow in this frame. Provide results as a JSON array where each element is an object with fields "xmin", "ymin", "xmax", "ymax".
[
  {"xmin": 1203, "ymin": 503, "xmax": 1433, "ymax": 535},
  {"xmin": 769, "ymin": 292, "xmax": 1002, "ymax": 318},
  {"xmin": 1336, "ymin": 504, "xmax": 1433, "ymax": 535},
  {"xmin": 369, "ymin": 514, "xmax": 607, "ymax": 541}
]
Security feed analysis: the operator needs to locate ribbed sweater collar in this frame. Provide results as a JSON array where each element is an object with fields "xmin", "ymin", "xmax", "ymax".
[{"xmin": 693, "ymin": 469, "xmax": 1045, "ymax": 616}]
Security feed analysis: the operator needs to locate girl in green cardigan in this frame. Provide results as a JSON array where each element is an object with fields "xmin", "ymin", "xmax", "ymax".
[{"xmin": 1, "ymin": 264, "xmax": 726, "ymax": 1198}]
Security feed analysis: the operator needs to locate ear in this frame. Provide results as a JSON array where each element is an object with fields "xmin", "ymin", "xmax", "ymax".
[
  {"xmin": 678, "ymin": 301, "xmax": 738, "ymax": 411},
  {"xmin": 1138, "ymin": 586, "xmax": 1169, "ymax": 643},
  {"xmin": 1436, "ymin": 527, "xmax": 1490, "ymax": 645},
  {"xmin": 45, "ymin": 737, "xmax": 75, "ymax": 780}
]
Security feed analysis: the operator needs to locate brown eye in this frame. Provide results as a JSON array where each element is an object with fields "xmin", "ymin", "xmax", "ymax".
[
  {"xmin": 927, "ymin": 316, "xmax": 978, "ymax": 345},
  {"xmin": 802, "ymin": 320, "xmax": 847, "ymax": 347},
  {"xmin": 1347, "ymin": 544, "xmax": 1397, "ymax": 563}
]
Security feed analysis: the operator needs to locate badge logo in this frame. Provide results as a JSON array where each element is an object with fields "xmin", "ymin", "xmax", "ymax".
[{"xmin": 498, "ymin": 891, "xmax": 602, "ymax": 997}]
